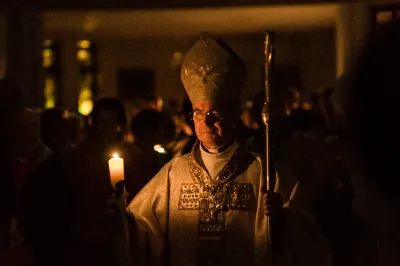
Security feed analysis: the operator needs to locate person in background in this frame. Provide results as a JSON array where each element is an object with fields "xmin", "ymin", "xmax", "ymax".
[
  {"xmin": 0, "ymin": 79, "xmax": 33, "ymax": 266},
  {"xmin": 283, "ymin": 87, "xmax": 301, "ymax": 117},
  {"xmin": 168, "ymin": 97, "xmax": 195, "ymax": 158},
  {"xmin": 66, "ymin": 113, "xmax": 82, "ymax": 146},
  {"xmin": 288, "ymin": 87, "xmax": 356, "ymax": 265},
  {"xmin": 10, "ymin": 108, "xmax": 52, "ymax": 258},
  {"xmin": 180, "ymin": 96, "xmax": 197, "ymax": 154},
  {"xmin": 345, "ymin": 19, "xmax": 400, "ymax": 266},
  {"xmin": 20, "ymin": 136, "xmax": 75, "ymax": 266},
  {"xmin": 130, "ymin": 109, "xmax": 176, "ymax": 174},
  {"xmin": 245, "ymin": 90, "xmax": 266, "ymax": 155},
  {"xmin": 68, "ymin": 97, "xmax": 152, "ymax": 266},
  {"xmin": 237, "ymin": 105, "xmax": 257, "ymax": 141},
  {"xmin": 20, "ymin": 111, "xmax": 85, "ymax": 266},
  {"xmin": 40, "ymin": 107, "xmax": 74, "ymax": 159},
  {"xmin": 13, "ymin": 108, "xmax": 52, "ymax": 190},
  {"xmin": 241, "ymin": 107, "xmax": 254, "ymax": 128},
  {"xmin": 143, "ymin": 93, "xmax": 161, "ymax": 111}
]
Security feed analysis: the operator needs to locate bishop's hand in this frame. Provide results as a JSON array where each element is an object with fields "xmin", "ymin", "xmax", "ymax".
[{"xmin": 262, "ymin": 188, "xmax": 283, "ymax": 216}]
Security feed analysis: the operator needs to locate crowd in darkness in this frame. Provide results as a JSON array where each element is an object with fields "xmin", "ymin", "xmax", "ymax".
[{"xmin": 0, "ymin": 19, "xmax": 399, "ymax": 266}]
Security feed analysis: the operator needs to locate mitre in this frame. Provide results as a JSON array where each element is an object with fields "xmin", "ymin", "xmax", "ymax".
[{"xmin": 181, "ymin": 33, "xmax": 247, "ymax": 105}]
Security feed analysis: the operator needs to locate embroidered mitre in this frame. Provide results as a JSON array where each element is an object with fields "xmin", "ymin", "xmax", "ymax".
[{"xmin": 181, "ymin": 33, "xmax": 247, "ymax": 105}]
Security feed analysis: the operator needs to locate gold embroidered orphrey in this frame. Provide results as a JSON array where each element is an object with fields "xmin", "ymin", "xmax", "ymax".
[{"xmin": 178, "ymin": 142, "xmax": 254, "ymax": 241}]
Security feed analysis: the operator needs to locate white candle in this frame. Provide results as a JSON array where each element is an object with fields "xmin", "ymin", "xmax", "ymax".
[{"xmin": 108, "ymin": 153, "xmax": 124, "ymax": 189}]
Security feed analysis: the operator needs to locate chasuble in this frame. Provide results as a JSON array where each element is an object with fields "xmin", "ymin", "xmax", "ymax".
[{"xmin": 127, "ymin": 141, "xmax": 331, "ymax": 266}]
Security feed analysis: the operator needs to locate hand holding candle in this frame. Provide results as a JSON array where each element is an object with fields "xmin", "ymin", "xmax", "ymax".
[{"xmin": 109, "ymin": 153, "xmax": 124, "ymax": 189}]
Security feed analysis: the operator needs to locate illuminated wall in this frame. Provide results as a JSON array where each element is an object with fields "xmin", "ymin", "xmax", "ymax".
[{"xmin": 95, "ymin": 31, "xmax": 335, "ymax": 104}]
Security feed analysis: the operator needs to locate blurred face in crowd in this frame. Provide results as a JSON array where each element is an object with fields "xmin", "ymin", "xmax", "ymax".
[
  {"xmin": 192, "ymin": 99, "xmax": 235, "ymax": 150},
  {"xmin": 241, "ymin": 109, "xmax": 256, "ymax": 128},
  {"xmin": 95, "ymin": 109, "xmax": 120, "ymax": 141},
  {"xmin": 16, "ymin": 108, "xmax": 41, "ymax": 155},
  {"xmin": 283, "ymin": 90, "xmax": 300, "ymax": 115}
]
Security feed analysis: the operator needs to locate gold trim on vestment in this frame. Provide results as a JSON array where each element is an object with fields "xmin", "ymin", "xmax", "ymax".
[{"xmin": 178, "ymin": 141, "xmax": 254, "ymax": 241}]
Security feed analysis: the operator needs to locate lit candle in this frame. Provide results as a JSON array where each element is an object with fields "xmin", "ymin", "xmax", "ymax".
[{"xmin": 108, "ymin": 153, "xmax": 124, "ymax": 189}]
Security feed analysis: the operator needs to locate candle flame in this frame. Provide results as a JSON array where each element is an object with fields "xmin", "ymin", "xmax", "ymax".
[{"xmin": 113, "ymin": 153, "xmax": 119, "ymax": 159}]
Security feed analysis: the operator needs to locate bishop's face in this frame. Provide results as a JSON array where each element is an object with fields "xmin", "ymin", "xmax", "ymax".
[{"xmin": 192, "ymin": 99, "xmax": 235, "ymax": 150}]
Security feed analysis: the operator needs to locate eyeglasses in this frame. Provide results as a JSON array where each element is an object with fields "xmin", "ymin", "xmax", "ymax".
[{"xmin": 189, "ymin": 110, "xmax": 223, "ymax": 121}]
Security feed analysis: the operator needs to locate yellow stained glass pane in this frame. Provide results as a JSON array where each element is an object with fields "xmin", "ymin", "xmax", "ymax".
[
  {"xmin": 44, "ymin": 77, "xmax": 56, "ymax": 109},
  {"xmin": 77, "ymin": 49, "xmax": 90, "ymax": 61},
  {"xmin": 78, "ymin": 99, "xmax": 93, "ymax": 116},
  {"xmin": 78, "ymin": 82, "xmax": 93, "ymax": 116},
  {"xmin": 43, "ymin": 49, "xmax": 54, "ymax": 68},
  {"xmin": 45, "ymin": 99, "xmax": 55, "ymax": 109},
  {"xmin": 77, "ymin": 40, "xmax": 91, "ymax": 49}
]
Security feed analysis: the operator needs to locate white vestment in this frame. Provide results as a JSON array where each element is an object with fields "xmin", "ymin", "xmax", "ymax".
[{"xmin": 127, "ymin": 142, "xmax": 331, "ymax": 266}]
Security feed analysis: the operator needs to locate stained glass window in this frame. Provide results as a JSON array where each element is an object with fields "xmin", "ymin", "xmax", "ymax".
[
  {"xmin": 76, "ymin": 40, "xmax": 98, "ymax": 116},
  {"xmin": 43, "ymin": 40, "xmax": 60, "ymax": 109}
]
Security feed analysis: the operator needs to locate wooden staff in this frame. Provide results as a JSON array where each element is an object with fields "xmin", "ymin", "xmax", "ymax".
[{"xmin": 262, "ymin": 30, "xmax": 276, "ymax": 266}]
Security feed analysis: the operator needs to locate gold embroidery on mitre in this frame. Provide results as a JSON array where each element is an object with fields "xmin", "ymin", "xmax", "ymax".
[
  {"xmin": 183, "ymin": 57, "xmax": 221, "ymax": 102},
  {"xmin": 191, "ymin": 62, "xmax": 220, "ymax": 85},
  {"xmin": 181, "ymin": 33, "xmax": 246, "ymax": 104}
]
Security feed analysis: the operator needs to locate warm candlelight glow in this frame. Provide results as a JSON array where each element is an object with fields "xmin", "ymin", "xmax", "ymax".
[
  {"xmin": 108, "ymin": 153, "xmax": 124, "ymax": 189},
  {"xmin": 153, "ymin": 144, "xmax": 166, "ymax": 154}
]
